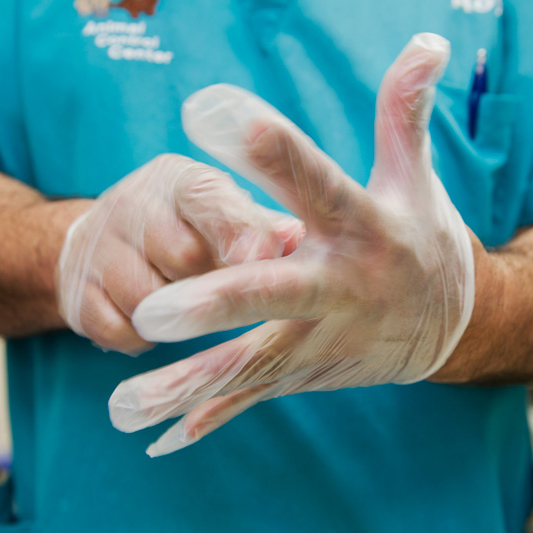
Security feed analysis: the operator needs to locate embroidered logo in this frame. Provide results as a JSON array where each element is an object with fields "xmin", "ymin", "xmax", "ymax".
[
  {"xmin": 75, "ymin": 0, "xmax": 174, "ymax": 64},
  {"xmin": 451, "ymin": 0, "xmax": 503, "ymax": 16},
  {"xmin": 74, "ymin": 0, "xmax": 159, "ymax": 18}
]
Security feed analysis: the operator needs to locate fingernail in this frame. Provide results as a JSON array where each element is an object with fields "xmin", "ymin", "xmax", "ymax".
[
  {"xmin": 400, "ymin": 34, "xmax": 450, "ymax": 90},
  {"xmin": 146, "ymin": 443, "xmax": 161, "ymax": 458},
  {"xmin": 146, "ymin": 422, "xmax": 196, "ymax": 457},
  {"xmin": 400, "ymin": 56, "xmax": 440, "ymax": 94},
  {"xmin": 410, "ymin": 33, "xmax": 450, "ymax": 55},
  {"xmin": 108, "ymin": 384, "xmax": 147, "ymax": 433}
]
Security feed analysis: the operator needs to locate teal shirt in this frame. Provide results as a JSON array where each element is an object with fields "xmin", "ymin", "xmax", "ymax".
[{"xmin": 1, "ymin": 1, "xmax": 533, "ymax": 531}]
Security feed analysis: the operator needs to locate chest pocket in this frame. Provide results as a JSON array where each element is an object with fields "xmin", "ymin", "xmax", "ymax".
[{"xmin": 431, "ymin": 83, "xmax": 519, "ymax": 245}]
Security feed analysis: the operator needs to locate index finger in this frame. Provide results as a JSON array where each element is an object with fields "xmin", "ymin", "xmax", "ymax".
[
  {"xmin": 182, "ymin": 84, "xmax": 377, "ymax": 231},
  {"xmin": 133, "ymin": 154, "xmax": 299, "ymax": 266}
]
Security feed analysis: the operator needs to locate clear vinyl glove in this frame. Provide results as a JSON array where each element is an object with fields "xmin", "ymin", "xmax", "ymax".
[
  {"xmin": 57, "ymin": 155, "xmax": 303, "ymax": 354},
  {"xmin": 109, "ymin": 33, "xmax": 475, "ymax": 455}
]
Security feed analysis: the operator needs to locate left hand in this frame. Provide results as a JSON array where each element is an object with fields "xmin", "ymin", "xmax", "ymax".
[{"xmin": 109, "ymin": 33, "xmax": 475, "ymax": 456}]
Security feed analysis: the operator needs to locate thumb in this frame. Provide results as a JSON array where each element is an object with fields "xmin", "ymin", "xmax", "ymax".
[{"xmin": 371, "ymin": 33, "xmax": 450, "ymax": 195}]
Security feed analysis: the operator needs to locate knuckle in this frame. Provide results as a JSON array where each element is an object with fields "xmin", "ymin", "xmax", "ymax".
[
  {"xmin": 151, "ymin": 153, "xmax": 189, "ymax": 168},
  {"xmin": 127, "ymin": 286, "xmax": 154, "ymax": 313},
  {"xmin": 310, "ymin": 167, "xmax": 349, "ymax": 222},
  {"xmin": 80, "ymin": 308, "xmax": 130, "ymax": 352},
  {"xmin": 157, "ymin": 239, "xmax": 210, "ymax": 279},
  {"xmin": 176, "ymin": 163, "xmax": 231, "ymax": 199},
  {"xmin": 177, "ymin": 240, "xmax": 208, "ymax": 272},
  {"xmin": 83, "ymin": 317, "xmax": 119, "ymax": 349},
  {"xmin": 77, "ymin": 307, "xmax": 99, "ymax": 341},
  {"xmin": 249, "ymin": 126, "xmax": 292, "ymax": 174},
  {"xmin": 147, "ymin": 154, "xmax": 194, "ymax": 187}
]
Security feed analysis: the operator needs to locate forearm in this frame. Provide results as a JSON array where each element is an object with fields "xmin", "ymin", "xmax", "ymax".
[
  {"xmin": 430, "ymin": 227, "xmax": 533, "ymax": 385},
  {"xmin": 0, "ymin": 173, "xmax": 92, "ymax": 337}
]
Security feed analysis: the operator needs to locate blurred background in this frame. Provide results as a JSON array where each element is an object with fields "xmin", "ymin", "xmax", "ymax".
[
  {"xmin": 1, "ymin": 344, "xmax": 533, "ymax": 457},
  {"xmin": 0, "ymin": 341, "xmax": 11, "ymax": 474},
  {"xmin": 0, "ymin": 339, "xmax": 532, "ymax": 528}
]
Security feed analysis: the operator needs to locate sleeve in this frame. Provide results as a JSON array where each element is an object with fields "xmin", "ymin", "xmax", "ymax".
[
  {"xmin": 0, "ymin": 1, "xmax": 34, "ymax": 185},
  {"xmin": 518, "ymin": 178, "xmax": 533, "ymax": 226},
  {"xmin": 506, "ymin": 1, "xmax": 533, "ymax": 227}
]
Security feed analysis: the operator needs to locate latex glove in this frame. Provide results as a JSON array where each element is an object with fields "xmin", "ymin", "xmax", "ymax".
[
  {"xmin": 109, "ymin": 33, "xmax": 475, "ymax": 455},
  {"xmin": 57, "ymin": 154, "xmax": 303, "ymax": 354}
]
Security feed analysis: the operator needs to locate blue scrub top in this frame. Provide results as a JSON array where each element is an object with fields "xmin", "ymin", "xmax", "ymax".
[{"xmin": 1, "ymin": 1, "xmax": 533, "ymax": 531}]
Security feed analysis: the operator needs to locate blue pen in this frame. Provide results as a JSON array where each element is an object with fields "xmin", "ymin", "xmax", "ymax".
[{"xmin": 468, "ymin": 48, "xmax": 488, "ymax": 139}]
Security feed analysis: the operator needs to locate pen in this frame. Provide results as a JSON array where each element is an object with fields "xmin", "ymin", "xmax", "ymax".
[{"xmin": 468, "ymin": 48, "xmax": 488, "ymax": 139}]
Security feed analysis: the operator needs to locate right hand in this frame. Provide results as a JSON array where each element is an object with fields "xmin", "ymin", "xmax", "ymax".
[
  {"xmin": 108, "ymin": 34, "xmax": 476, "ymax": 455},
  {"xmin": 56, "ymin": 154, "xmax": 303, "ymax": 354}
]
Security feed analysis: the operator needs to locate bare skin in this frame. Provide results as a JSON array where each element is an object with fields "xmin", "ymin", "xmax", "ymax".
[
  {"xmin": 0, "ymin": 173, "xmax": 92, "ymax": 336},
  {"xmin": 0, "ymin": 163, "xmax": 301, "ymax": 354},
  {"xmin": 430, "ymin": 228, "xmax": 533, "ymax": 385},
  {"xmin": 0, "ymin": 171, "xmax": 532, "ymax": 386}
]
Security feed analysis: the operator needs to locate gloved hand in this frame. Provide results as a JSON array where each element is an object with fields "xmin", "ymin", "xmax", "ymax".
[
  {"xmin": 57, "ymin": 155, "xmax": 303, "ymax": 354},
  {"xmin": 109, "ymin": 33, "xmax": 475, "ymax": 455}
]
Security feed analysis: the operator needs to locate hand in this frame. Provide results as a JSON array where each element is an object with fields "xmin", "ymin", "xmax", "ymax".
[
  {"xmin": 109, "ymin": 33, "xmax": 475, "ymax": 455},
  {"xmin": 57, "ymin": 155, "xmax": 303, "ymax": 354}
]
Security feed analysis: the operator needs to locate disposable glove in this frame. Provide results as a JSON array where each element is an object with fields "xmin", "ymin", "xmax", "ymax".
[
  {"xmin": 109, "ymin": 33, "xmax": 475, "ymax": 455},
  {"xmin": 57, "ymin": 155, "xmax": 303, "ymax": 354}
]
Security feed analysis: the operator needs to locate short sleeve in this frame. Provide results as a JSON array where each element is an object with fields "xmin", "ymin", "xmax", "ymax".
[
  {"xmin": 0, "ymin": 1, "xmax": 34, "ymax": 184},
  {"xmin": 507, "ymin": 1, "xmax": 533, "ymax": 227}
]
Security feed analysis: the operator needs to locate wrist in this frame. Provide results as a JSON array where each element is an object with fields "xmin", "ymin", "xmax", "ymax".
[
  {"xmin": 429, "ymin": 231, "xmax": 507, "ymax": 384},
  {"xmin": 0, "ymin": 198, "xmax": 93, "ymax": 336},
  {"xmin": 37, "ymin": 199, "xmax": 94, "ymax": 295}
]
